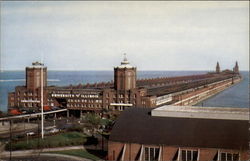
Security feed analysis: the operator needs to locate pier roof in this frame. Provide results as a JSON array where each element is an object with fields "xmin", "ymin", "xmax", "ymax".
[
  {"xmin": 152, "ymin": 105, "xmax": 249, "ymax": 120},
  {"xmin": 110, "ymin": 107, "xmax": 248, "ymax": 150}
]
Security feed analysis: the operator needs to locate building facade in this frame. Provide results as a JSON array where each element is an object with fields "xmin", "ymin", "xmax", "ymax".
[
  {"xmin": 8, "ymin": 62, "xmax": 48, "ymax": 109},
  {"xmin": 8, "ymin": 57, "xmax": 241, "ymax": 113},
  {"xmin": 108, "ymin": 107, "xmax": 249, "ymax": 161},
  {"xmin": 8, "ymin": 57, "xmax": 156, "ymax": 112}
]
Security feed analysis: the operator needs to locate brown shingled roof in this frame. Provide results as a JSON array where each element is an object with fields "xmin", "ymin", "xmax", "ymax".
[{"xmin": 109, "ymin": 108, "xmax": 248, "ymax": 150}]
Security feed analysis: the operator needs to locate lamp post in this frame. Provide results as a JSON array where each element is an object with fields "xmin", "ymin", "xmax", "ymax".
[
  {"xmin": 9, "ymin": 120, "xmax": 12, "ymax": 161},
  {"xmin": 41, "ymin": 64, "xmax": 44, "ymax": 139}
]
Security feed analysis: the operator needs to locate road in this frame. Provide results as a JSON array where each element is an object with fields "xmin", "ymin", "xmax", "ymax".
[{"xmin": 0, "ymin": 117, "xmax": 81, "ymax": 139}]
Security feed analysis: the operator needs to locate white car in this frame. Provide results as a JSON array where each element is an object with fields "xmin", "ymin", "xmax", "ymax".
[
  {"xmin": 26, "ymin": 132, "xmax": 35, "ymax": 136},
  {"xmin": 49, "ymin": 128, "xmax": 59, "ymax": 133}
]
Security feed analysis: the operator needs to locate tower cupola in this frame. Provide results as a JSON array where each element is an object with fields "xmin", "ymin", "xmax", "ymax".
[{"xmin": 114, "ymin": 54, "xmax": 137, "ymax": 90}]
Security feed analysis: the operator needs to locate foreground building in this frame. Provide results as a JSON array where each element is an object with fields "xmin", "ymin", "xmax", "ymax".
[
  {"xmin": 108, "ymin": 106, "xmax": 249, "ymax": 161},
  {"xmin": 8, "ymin": 57, "xmax": 241, "ymax": 114}
]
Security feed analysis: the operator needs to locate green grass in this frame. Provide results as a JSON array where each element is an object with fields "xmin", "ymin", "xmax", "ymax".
[
  {"xmin": 5, "ymin": 132, "xmax": 87, "ymax": 151},
  {"xmin": 46, "ymin": 149, "xmax": 101, "ymax": 161}
]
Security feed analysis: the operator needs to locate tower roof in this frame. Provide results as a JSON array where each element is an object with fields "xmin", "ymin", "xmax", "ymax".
[
  {"xmin": 27, "ymin": 61, "xmax": 46, "ymax": 68},
  {"xmin": 116, "ymin": 53, "xmax": 134, "ymax": 68},
  {"xmin": 235, "ymin": 61, "xmax": 238, "ymax": 67}
]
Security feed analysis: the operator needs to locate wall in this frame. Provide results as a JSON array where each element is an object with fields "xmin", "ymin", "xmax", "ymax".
[{"xmin": 108, "ymin": 141, "xmax": 249, "ymax": 161}]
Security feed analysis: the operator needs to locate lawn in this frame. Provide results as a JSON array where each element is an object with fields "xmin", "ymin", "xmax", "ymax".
[
  {"xmin": 46, "ymin": 149, "xmax": 101, "ymax": 161},
  {"xmin": 5, "ymin": 132, "xmax": 86, "ymax": 151}
]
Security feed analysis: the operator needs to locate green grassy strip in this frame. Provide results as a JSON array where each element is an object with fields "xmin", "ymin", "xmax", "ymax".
[
  {"xmin": 46, "ymin": 149, "xmax": 101, "ymax": 161},
  {"xmin": 5, "ymin": 132, "xmax": 87, "ymax": 151}
]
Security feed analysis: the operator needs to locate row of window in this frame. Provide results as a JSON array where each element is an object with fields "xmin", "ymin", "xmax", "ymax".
[
  {"xmin": 144, "ymin": 147, "xmax": 239, "ymax": 161},
  {"xmin": 22, "ymin": 103, "xmax": 39, "ymax": 107},
  {"xmin": 17, "ymin": 97, "xmax": 39, "ymax": 101},
  {"xmin": 220, "ymin": 152, "xmax": 239, "ymax": 161},
  {"xmin": 67, "ymin": 103, "xmax": 102, "ymax": 108},
  {"xmin": 113, "ymin": 106, "xmax": 126, "ymax": 111},
  {"xmin": 107, "ymin": 100, "xmax": 135, "ymax": 104},
  {"xmin": 47, "ymin": 98, "xmax": 53, "ymax": 102},
  {"xmin": 68, "ymin": 99, "xmax": 102, "ymax": 103},
  {"xmin": 18, "ymin": 92, "xmax": 37, "ymax": 96},
  {"xmin": 106, "ymin": 94, "xmax": 137, "ymax": 98}
]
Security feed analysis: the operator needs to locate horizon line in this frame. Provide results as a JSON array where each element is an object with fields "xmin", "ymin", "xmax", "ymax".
[{"xmin": 1, "ymin": 69, "xmax": 249, "ymax": 72}]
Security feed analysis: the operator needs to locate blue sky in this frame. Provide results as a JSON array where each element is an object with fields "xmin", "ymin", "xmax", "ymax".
[{"xmin": 1, "ymin": 1, "xmax": 249, "ymax": 71}]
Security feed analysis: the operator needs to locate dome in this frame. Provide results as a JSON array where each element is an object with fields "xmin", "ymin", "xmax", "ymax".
[{"xmin": 117, "ymin": 54, "xmax": 134, "ymax": 68}]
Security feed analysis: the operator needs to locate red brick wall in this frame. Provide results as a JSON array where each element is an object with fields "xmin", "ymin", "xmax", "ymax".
[
  {"xmin": 114, "ymin": 67, "xmax": 136, "ymax": 91},
  {"xmin": 108, "ymin": 141, "xmax": 125, "ymax": 160},
  {"xmin": 199, "ymin": 148, "xmax": 217, "ymax": 161},
  {"xmin": 162, "ymin": 146, "xmax": 178, "ymax": 161},
  {"xmin": 240, "ymin": 150, "xmax": 250, "ymax": 160},
  {"xmin": 26, "ymin": 67, "xmax": 47, "ymax": 91},
  {"xmin": 108, "ymin": 141, "xmax": 249, "ymax": 161},
  {"xmin": 8, "ymin": 92, "xmax": 15, "ymax": 107},
  {"xmin": 124, "ymin": 143, "xmax": 141, "ymax": 160}
]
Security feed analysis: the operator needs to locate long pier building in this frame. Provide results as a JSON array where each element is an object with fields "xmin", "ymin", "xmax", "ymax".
[{"xmin": 8, "ymin": 56, "xmax": 241, "ymax": 114}]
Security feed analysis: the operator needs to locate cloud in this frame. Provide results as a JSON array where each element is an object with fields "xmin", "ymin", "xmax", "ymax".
[{"xmin": 1, "ymin": 1, "xmax": 249, "ymax": 71}]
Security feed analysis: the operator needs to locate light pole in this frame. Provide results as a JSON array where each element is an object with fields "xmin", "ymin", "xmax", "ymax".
[
  {"xmin": 9, "ymin": 120, "xmax": 12, "ymax": 161},
  {"xmin": 41, "ymin": 61, "xmax": 44, "ymax": 139},
  {"xmin": 53, "ymin": 119, "xmax": 56, "ymax": 127}
]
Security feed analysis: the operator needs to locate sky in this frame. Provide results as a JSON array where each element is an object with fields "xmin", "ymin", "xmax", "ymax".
[{"xmin": 0, "ymin": 1, "xmax": 249, "ymax": 71}]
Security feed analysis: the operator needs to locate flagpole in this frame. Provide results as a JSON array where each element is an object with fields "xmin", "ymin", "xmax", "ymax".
[{"xmin": 41, "ymin": 56, "xmax": 44, "ymax": 139}]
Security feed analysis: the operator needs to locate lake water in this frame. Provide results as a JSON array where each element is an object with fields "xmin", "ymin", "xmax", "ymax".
[{"xmin": 0, "ymin": 71, "xmax": 248, "ymax": 112}]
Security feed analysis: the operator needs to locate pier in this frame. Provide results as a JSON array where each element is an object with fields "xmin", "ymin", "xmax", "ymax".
[{"xmin": 6, "ymin": 59, "xmax": 241, "ymax": 115}]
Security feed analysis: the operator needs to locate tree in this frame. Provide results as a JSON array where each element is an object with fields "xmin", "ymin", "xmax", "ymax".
[{"xmin": 85, "ymin": 113, "xmax": 101, "ymax": 135}]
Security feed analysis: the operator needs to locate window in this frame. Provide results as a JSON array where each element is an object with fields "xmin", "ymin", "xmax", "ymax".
[
  {"xmin": 181, "ymin": 150, "xmax": 198, "ymax": 161},
  {"xmin": 144, "ymin": 147, "xmax": 159, "ymax": 161},
  {"xmin": 220, "ymin": 152, "xmax": 239, "ymax": 161}
]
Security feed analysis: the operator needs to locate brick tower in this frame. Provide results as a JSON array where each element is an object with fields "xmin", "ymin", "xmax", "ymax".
[
  {"xmin": 114, "ymin": 54, "xmax": 136, "ymax": 90},
  {"xmin": 233, "ymin": 61, "xmax": 239, "ymax": 74},
  {"xmin": 216, "ymin": 62, "xmax": 220, "ymax": 74},
  {"xmin": 26, "ymin": 61, "xmax": 47, "ymax": 91}
]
